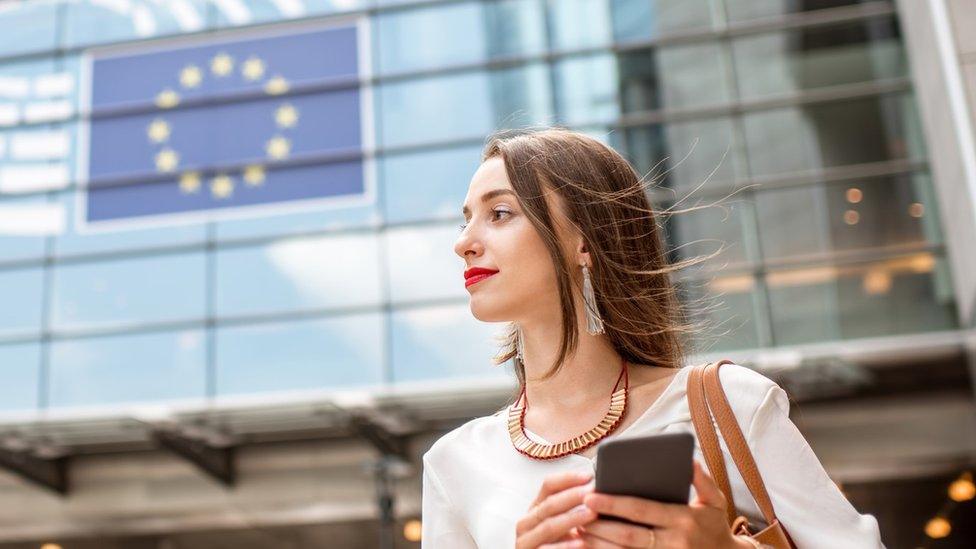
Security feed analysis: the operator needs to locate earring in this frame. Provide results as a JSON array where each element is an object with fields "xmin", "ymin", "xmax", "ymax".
[
  {"xmin": 582, "ymin": 264, "xmax": 605, "ymax": 335},
  {"xmin": 515, "ymin": 323, "xmax": 525, "ymax": 363}
]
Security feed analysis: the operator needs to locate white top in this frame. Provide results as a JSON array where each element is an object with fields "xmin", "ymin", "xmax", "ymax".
[{"xmin": 421, "ymin": 363, "xmax": 886, "ymax": 548}]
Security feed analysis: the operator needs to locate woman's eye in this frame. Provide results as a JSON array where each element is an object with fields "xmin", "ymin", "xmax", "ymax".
[{"xmin": 458, "ymin": 209, "xmax": 511, "ymax": 232}]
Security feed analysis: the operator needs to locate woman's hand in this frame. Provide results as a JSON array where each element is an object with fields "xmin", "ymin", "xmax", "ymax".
[
  {"xmin": 578, "ymin": 460, "xmax": 756, "ymax": 548},
  {"xmin": 515, "ymin": 470, "xmax": 599, "ymax": 549}
]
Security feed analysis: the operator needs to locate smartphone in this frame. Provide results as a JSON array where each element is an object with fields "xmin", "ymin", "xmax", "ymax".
[{"xmin": 593, "ymin": 432, "xmax": 694, "ymax": 526}]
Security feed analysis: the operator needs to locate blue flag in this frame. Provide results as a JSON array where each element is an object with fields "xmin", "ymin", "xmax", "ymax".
[{"xmin": 80, "ymin": 22, "xmax": 371, "ymax": 227}]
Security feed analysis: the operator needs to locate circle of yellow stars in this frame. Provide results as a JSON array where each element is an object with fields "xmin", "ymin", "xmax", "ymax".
[{"xmin": 147, "ymin": 51, "xmax": 299, "ymax": 200}]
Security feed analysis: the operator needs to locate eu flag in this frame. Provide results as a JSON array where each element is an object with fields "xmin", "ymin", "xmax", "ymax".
[{"xmin": 80, "ymin": 21, "xmax": 371, "ymax": 227}]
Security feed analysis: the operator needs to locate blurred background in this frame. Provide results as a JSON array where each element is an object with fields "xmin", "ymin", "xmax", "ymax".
[{"xmin": 0, "ymin": 0, "xmax": 974, "ymax": 547}]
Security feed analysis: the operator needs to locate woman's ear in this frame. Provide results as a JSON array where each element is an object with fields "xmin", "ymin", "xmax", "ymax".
[{"xmin": 576, "ymin": 238, "xmax": 590, "ymax": 266}]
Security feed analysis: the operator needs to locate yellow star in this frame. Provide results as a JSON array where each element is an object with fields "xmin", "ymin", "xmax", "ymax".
[
  {"xmin": 155, "ymin": 148, "xmax": 179, "ymax": 172},
  {"xmin": 243, "ymin": 164, "xmax": 265, "ymax": 186},
  {"xmin": 265, "ymin": 135, "xmax": 291, "ymax": 160},
  {"xmin": 155, "ymin": 88, "xmax": 180, "ymax": 109},
  {"xmin": 275, "ymin": 103, "xmax": 298, "ymax": 128},
  {"xmin": 264, "ymin": 75, "xmax": 289, "ymax": 95},
  {"xmin": 211, "ymin": 52, "xmax": 234, "ymax": 77},
  {"xmin": 147, "ymin": 118, "xmax": 170, "ymax": 143},
  {"xmin": 179, "ymin": 171, "xmax": 201, "ymax": 194},
  {"xmin": 210, "ymin": 174, "xmax": 234, "ymax": 199},
  {"xmin": 241, "ymin": 56, "xmax": 265, "ymax": 81},
  {"xmin": 180, "ymin": 65, "xmax": 203, "ymax": 88}
]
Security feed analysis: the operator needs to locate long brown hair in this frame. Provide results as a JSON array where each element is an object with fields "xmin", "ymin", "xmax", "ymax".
[{"xmin": 481, "ymin": 127, "xmax": 726, "ymax": 404}]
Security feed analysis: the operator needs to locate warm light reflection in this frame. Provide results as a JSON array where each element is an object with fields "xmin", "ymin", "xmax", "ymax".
[
  {"xmin": 925, "ymin": 516, "xmax": 951, "ymax": 538},
  {"xmin": 843, "ymin": 209, "xmax": 860, "ymax": 225},
  {"xmin": 709, "ymin": 274, "xmax": 755, "ymax": 294},
  {"xmin": 909, "ymin": 202, "xmax": 925, "ymax": 217},
  {"xmin": 766, "ymin": 253, "xmax": 936, "ymax": 289},
  {"xmin": 949, "ymin": 472, "xmax": 975, "ymax": 502},
  {"xmin": 404, "ymin": 519, "xmax": 422, "ymax": 542},
  {"xmin": 845, "ymin": 187, "xmax": 863, "ymax": 203},
  {"xmin": 862, "ymin": 269, "xmax": 892, "ymax": 295}
]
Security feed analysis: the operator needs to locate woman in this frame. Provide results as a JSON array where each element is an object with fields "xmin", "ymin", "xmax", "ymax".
[{"xmin": 422, "ymin": 128, "xmax": 884, "ymax": 548}]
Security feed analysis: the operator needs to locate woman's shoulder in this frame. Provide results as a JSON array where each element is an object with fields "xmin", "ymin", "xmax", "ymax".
[{"xmin": 675, "ymin": 361, "xmax": 788, "ymax": 432}]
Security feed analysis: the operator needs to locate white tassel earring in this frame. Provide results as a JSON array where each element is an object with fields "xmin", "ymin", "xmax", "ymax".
[
  {"xmin": 582, "ymin": 264, "xmax": 605, "ymax": 335},
  {"xmin": 515, "ymin": 323, "xmax": 525, "ymax": 363}
]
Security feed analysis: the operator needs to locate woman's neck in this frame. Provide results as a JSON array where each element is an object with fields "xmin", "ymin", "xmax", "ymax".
[{"xmin": 519, "ymin": 321, "xmax": 624, "ymax": 413}]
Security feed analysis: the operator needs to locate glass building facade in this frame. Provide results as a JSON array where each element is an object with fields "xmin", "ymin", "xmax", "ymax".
[{"xmin": 0, "ymin": 0, "xmax": 958, "ymax": 416}]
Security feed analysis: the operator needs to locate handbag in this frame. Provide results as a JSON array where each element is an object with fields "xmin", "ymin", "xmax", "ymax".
[{"xmin": 686, "ymin": 359, "xmax": 797, "ymax": 548}]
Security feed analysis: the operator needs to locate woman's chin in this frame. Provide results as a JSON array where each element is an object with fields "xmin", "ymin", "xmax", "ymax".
[{"xmin": 467, "ymin": 301, "xmax": 512, "ymax": 323}]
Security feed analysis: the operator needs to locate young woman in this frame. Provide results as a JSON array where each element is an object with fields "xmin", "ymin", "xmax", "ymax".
[{"xmin": 422, "ymin": 128, "xmax": 885, "ymax": 548}]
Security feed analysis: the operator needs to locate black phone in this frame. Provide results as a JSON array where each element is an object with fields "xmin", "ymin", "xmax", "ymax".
[{"xmin": 593, "ymin": 432, "xmax": 695, "ymax": 526}]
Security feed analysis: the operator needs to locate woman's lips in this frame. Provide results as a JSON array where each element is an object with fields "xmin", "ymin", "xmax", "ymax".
[{"xmin": 465, "ymin": 272, "xmax": 497, "ymax": 288}]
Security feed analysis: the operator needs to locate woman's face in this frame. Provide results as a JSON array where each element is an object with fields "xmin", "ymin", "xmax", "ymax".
[{"xmin": 455, "ymin": 156, "xmax": 571, "ymax": 324}]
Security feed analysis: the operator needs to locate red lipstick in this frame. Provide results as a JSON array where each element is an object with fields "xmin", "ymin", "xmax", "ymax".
[{"xmin": 464, "ymin": 267, "xmax": 499, "ymax": 288}]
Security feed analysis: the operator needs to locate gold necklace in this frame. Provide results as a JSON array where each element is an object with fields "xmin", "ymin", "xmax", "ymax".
[{"xmin": 508, "ymin": 356, "xmax": 628, "ymax": 460}]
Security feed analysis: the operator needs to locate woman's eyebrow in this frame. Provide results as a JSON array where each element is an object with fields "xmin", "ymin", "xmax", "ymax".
[{"xmin": 462, "ymin": 189, "xmax": 516, "ymax": 216}]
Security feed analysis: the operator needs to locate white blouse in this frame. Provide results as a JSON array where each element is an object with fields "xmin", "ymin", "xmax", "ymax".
[{"xmin": 421, "ymin": 363, "xmax": 886, "ymax": 548}]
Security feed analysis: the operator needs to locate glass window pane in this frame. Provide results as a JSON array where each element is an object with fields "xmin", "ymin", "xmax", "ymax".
[
  {"xmin": 0, "ymin": 1, "xmax": 58, "ymax": 58},
  {"xmin": 385, "ymin": 224, "xmax": 467, "ymax": 303},
  {"xmin": 549, "ymin": 0, "xmax": 613, "ymax": 50},
  {"xmin": 618, "ymin": 43, "xmax": 731, "ymax": 113},
  {"xmin": 0, "ymin": 342, "xmax": 39, "ymax": 411},
  {"xmin": 610, "ymin": 0, "xmax": 717, "ymax": 43},
  {"xmin": 214, "ymin": 199, "xmax": 381, "ymax": 240},
  {"xmin": 665, "ymin": 200, "xmax": 755, "ymax": 269},
  {"xmin": 554, "ymin": 54, "xmax": 620, "ymax": 125},
  {"xmin": 378, "ymin": 64, "xmax": 551, "ymax": 148},
  {"xmin": 51, "ymin": 253, "xmax": 206, "ymax": 331},
  {"xmin": 54, "ymin": 191, "xmax": 207, "ymax": 257},
  {"xmin": 766, "ymin": 253, "xmax": 957, "ymax": 345},
  {"xmin": 742, "ymin": 92, "xmax": 925, "ymax": 177},
  {"xmin": 756, "ymin": 173, "xmax": 943, "ymax": 261},
  {"xmin": 725, "ymin": 0, "xmax": 879, "ymax": 23},
  {"xmin": 382, "ymin": 145, "xmax": 482, "ymax": 224},
  {"xmin": 216, "ymin": 313, "xmax": 385, "ymax": 396},
  {"xmin": 0, "ymin": 123, "xmax": 73, "ymax": 194},
  {"xmin": 0, "ymin": 267, "xmax": 43, "ymax": 338},
  {"xmin": 0, "ymin": 195, "xmax": 49, "ymax": 263},
  {"xmin": 0, "ymin": 57, "xmax": 65, "ymax": 129},
  {"xmin": 215, "ymin": 233, "xmax": 382, "ymax": 317},
  {"xmin": 376, "ymin": 0, "xmax": 544, "ymax": 74},
  {"xmin": 733, "ymin": 16, "xmax": 907, "ymax": 99},
  {"xmin": 679, "ymin": 275, "xmax": 762, "ymax": 352},
  {"xmin": 214, "ymin": 0, "xmax": 368, "ymax": 28},
  {"xmin": 49, "ymin": 329, "xmax": 207, "ymax": 407},
  {"xmin": 64, "ymin": 0, "xmax": 210, "ymax": 48},
  {"xmin": 625, "ymin": 117, "xmax": 746, "ymax": 193},
  {"xmin": 391, "ymin": 303, "xmax": 510, "ymax": 383}
]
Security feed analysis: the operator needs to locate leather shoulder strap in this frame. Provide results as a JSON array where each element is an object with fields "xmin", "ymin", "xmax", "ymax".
[
  {"xmin": 703, "ymin": 361, "xmax": 780, "ymax": 526},
  {"xmin": 686, "ymin": 361, "xmax": 737, "ymax": 527}
]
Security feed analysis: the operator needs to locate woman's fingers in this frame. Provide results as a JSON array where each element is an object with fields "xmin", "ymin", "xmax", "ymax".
[
  {"xmin": 583, "ymin": 492, "xmax": 685, "ymax": 528},
  {"xmin": 522, "ymin": 484, "xmax": 595, "ymax": 530},
  {"xmin": 690, "ymin": 459, "xmax": 728, "ymax": 510},
  {"xmin": 519, "ymin": 504, "xmax": 597, "ymax": 548},
  {"xmin": 516, "ymin": 471, "xmax": 597, "ymax": 548},
  {"xmin": 540, "ymin": 540, "xmax": 585, "ymax": 549},
  {"xmin": 531, "ymin": 471, "xmax": 594, "ymax": 507},
  {"xmin": 579, "ymin": 519, "xmax": 655, "ymax": 548},
  {"xmin": 579, "ymin": 532, "xmax": 628, "ymax": 548}
]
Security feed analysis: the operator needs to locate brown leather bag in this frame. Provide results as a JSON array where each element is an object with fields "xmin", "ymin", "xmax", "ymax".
[{"xmin": 687, "ymin": 359, "xmax": 797, "ymax": 548}]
